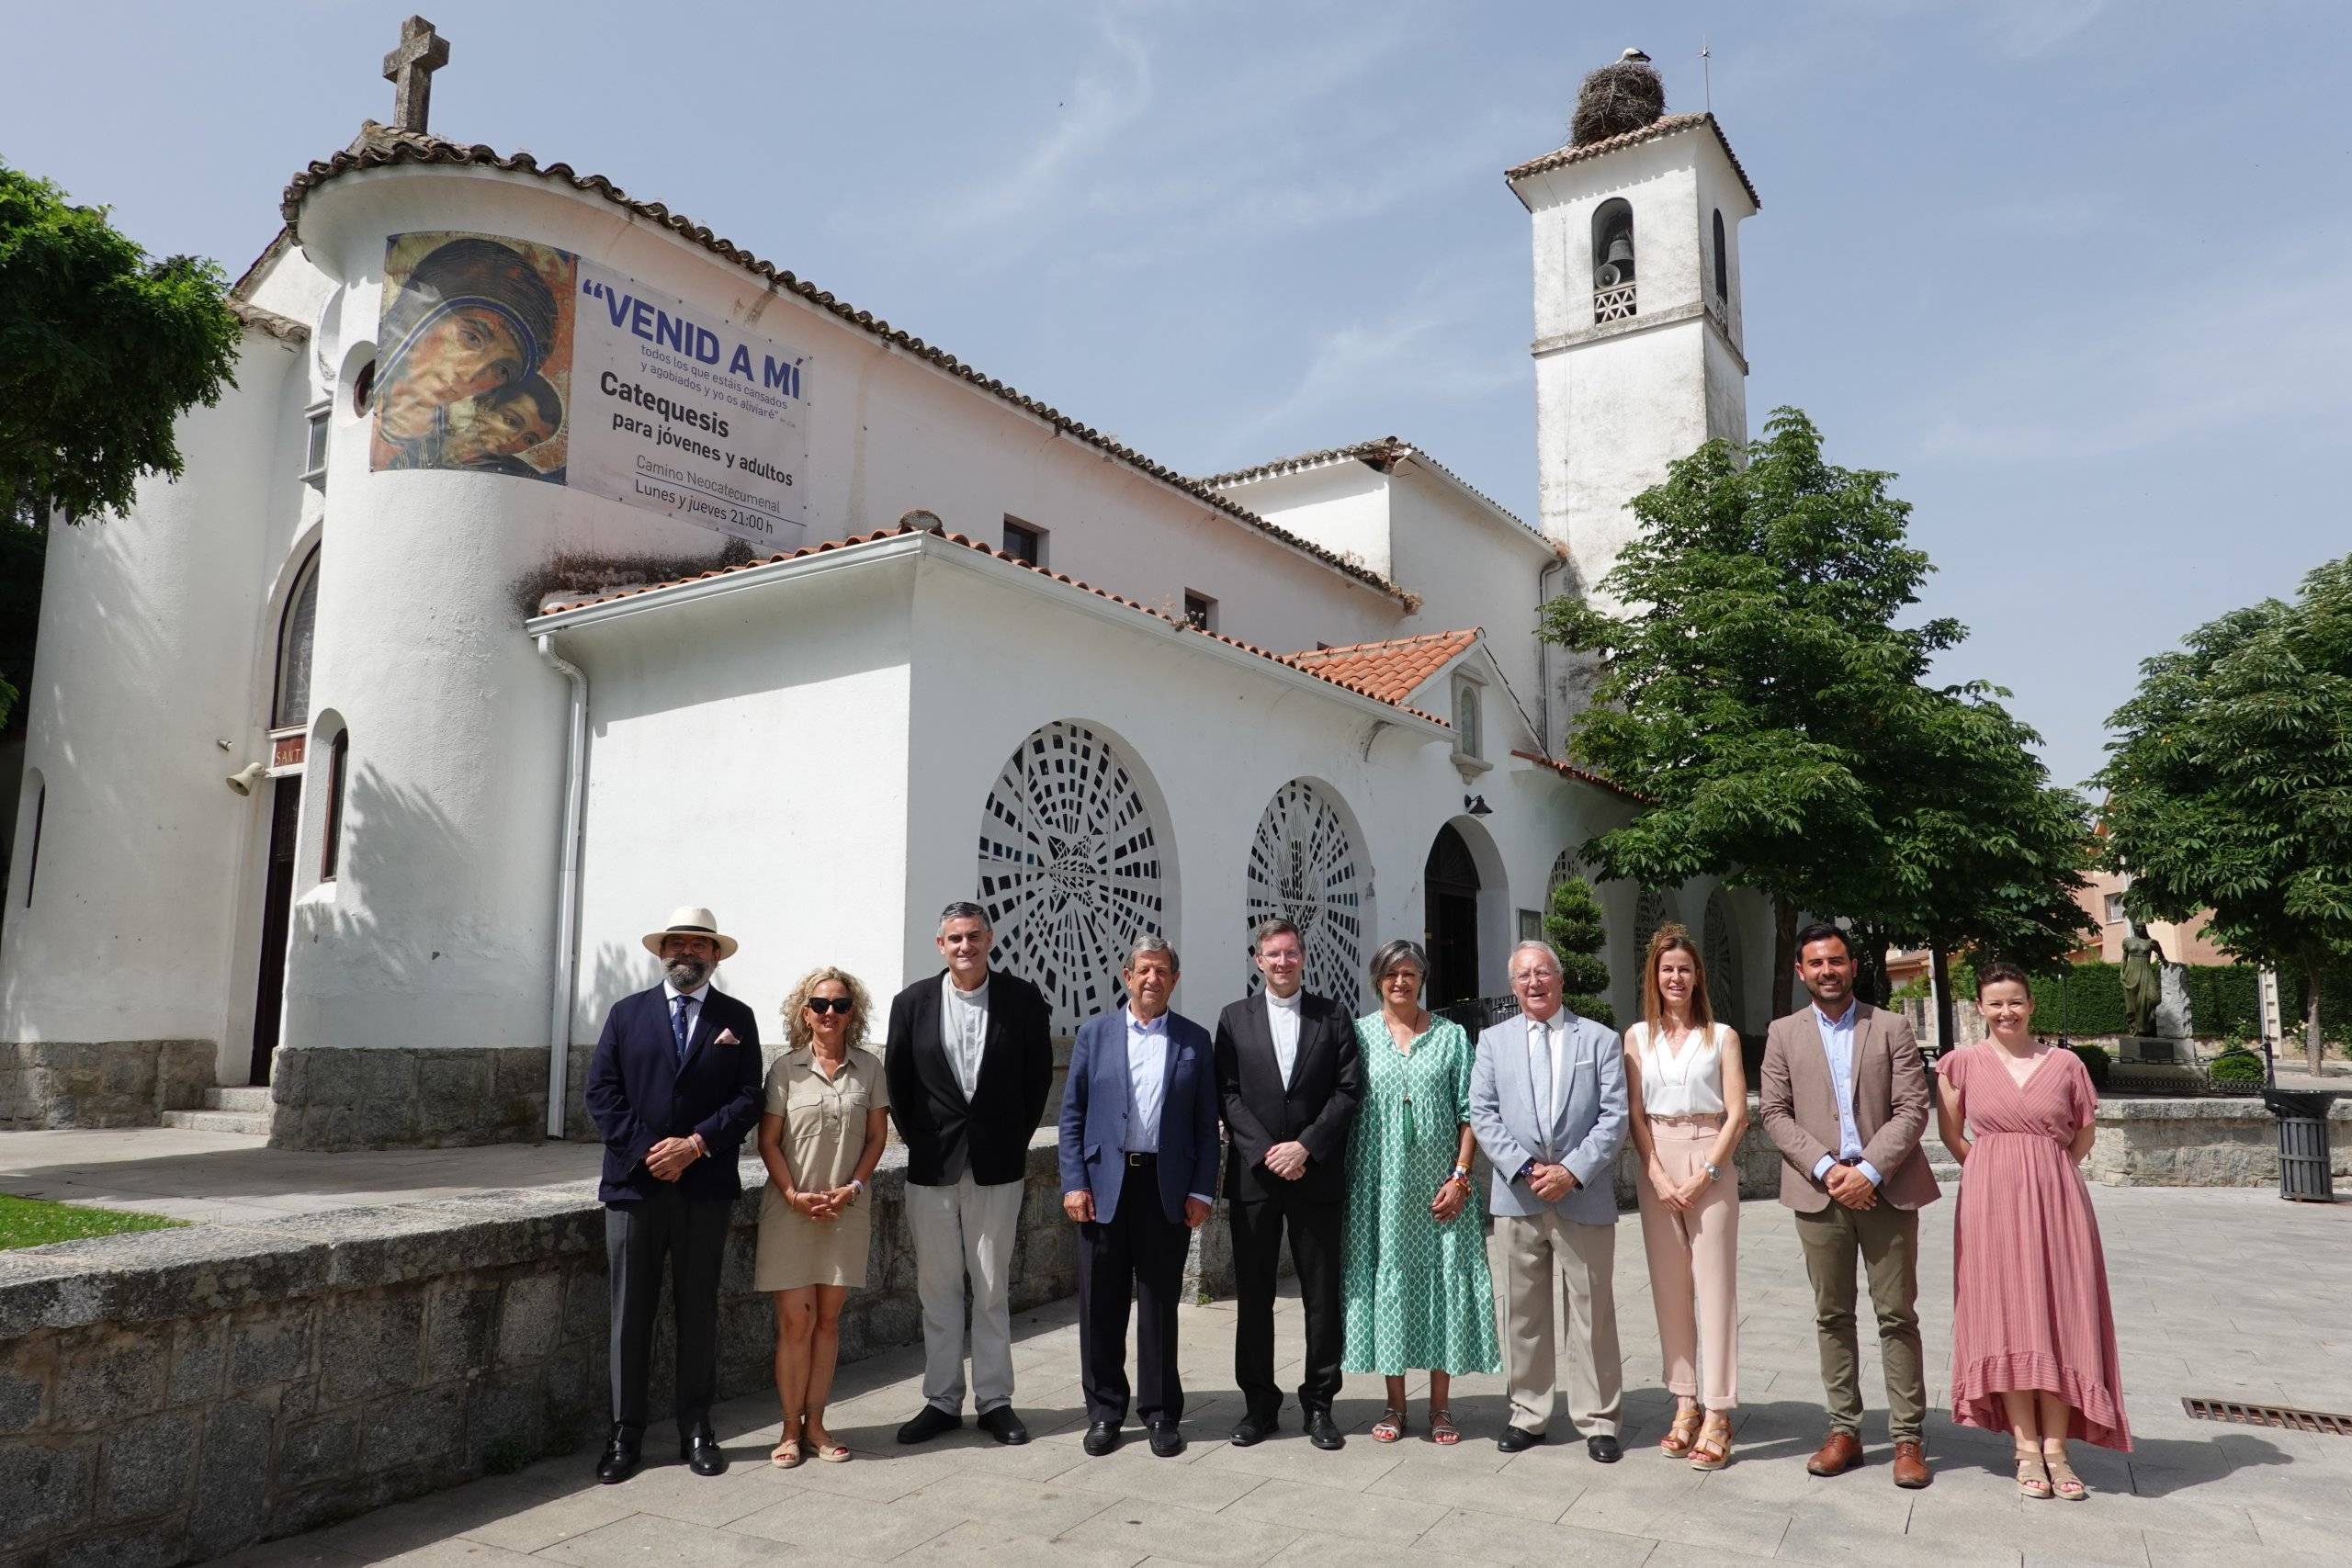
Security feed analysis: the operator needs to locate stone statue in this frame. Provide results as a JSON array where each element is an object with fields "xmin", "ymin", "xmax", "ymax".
[{"xmin": 2120, "ymin": 921, "xmax": 2169, "ymax": 1039}]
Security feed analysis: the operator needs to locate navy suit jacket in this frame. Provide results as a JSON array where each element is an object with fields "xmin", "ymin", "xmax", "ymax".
[
  {"xmin": 1057, "ymin": 1008, "xmax": 1219, "ymax": 1224},
  {"xmin": 585, "ymin": 984, "xmax": 763, "ymax": 1204}
]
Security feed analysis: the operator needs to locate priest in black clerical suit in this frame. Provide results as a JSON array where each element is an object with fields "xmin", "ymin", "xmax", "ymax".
[{"xmin": 1213, "ymin": 918, "xmax": 1363, "ymax": 1450}]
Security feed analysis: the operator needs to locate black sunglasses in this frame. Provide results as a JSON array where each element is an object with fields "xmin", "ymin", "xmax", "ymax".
[{"xmin": 804, "ymin": 996, "xmax": 854, "ymax": 1015}]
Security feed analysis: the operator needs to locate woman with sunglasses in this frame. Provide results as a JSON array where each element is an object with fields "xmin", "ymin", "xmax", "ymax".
[{"xmin": 754, "ymin": 966, "xmax": 888, "ymax": 1466}]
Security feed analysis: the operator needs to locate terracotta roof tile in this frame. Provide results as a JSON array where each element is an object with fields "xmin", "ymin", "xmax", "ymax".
[
  {"xmin": 532, "ymin": 523, "xmax": 1448, "ymax": 725},
  {"xmin": 1504, "ymin": 113, "xmax": 1759, "ymax": 210},
  {"xmin": 1509, "ymin": 748, "xmax": 1645, "ymax": 802},
  {"xmin": 1285, "ymin": 629, "xmax": 1482, "ymax": 705},
  {"xmin": 281, "ymin": 126, "xmax": 1411, "ymax": 604}
]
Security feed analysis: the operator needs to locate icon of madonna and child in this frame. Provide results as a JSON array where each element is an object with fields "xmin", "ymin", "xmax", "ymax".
[{"xmin": 370, "ymin": 233, "xmax": 576, "ymax": 483}]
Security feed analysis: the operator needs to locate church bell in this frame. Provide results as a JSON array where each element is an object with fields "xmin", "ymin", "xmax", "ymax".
[{"xmin": 1596, "ymin": 234, "xmax": 1636, "ymax": 288}]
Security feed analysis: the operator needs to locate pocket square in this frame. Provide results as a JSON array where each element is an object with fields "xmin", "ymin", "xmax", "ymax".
[{"xmin": 713, "ymin": 1028, "xmax": 741, "ymax": 1046}]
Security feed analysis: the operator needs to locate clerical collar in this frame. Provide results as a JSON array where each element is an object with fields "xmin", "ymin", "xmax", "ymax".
[{"xmin": 1266, "ymin": 988, "xmax": 1302, "ymax": 1011}]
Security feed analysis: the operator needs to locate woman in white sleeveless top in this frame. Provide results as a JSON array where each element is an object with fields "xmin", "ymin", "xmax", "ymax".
[{"xmin": 1624, "ymin": 923, "xmax": 1747, "ymax": 1470}]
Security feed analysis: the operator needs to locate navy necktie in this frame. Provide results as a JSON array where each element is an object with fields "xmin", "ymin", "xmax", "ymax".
[{"xmin": 672, "ymin": 995, "xmax": 693, "ymax": 1063}]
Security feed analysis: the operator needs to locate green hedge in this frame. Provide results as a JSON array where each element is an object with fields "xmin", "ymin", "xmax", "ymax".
[{"xmin": 1951, "ymin": 959, "xmax": 2346, "ymax": 1043}]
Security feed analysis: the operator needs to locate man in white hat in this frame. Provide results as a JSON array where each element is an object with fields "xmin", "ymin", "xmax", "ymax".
[{"xmin": 584, "ymin": 906, "xmax": 763, "ymax": 1484}]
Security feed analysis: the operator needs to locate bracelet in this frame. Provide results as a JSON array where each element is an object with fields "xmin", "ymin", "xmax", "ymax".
[
  {"xmin": 1451, "ymin": 1164, "xmax": 1471, "ymax": 1182},
  {"xmin": 848, "ymin": 1178, "xmax": 865, "ymax": 1196}
]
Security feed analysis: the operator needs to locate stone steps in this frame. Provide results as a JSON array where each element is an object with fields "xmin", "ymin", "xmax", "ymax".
[
  {"xmin": 159, "ymin": 1108, "xmax": 271, "ymax": 1136},
  {"xmin": 201, "ymin": 1087, "xmax": 273, "ymax": 1113}
]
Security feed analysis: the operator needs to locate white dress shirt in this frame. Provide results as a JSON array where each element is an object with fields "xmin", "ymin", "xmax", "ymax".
[
  {"xmin": 1123, "ymin": 1007, "xmax": 1212, "ymax": 1204},
  {"xmin": 1808, "ymin": 999, "xmax": 1883, "ymax": 1187},
  {"xmin": 940, "ymin": 972, "xmax": 989, "ymax": 1100},
  {"xmin": 662, "ymin": 979, "xmax": 710, "ymax": 1050},
  {"xmin": 1265, "ymin": 987, "xmax": 1303, "ymax": 1086}
]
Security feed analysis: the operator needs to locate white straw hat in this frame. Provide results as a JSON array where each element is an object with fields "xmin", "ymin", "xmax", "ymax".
[{"xmin": 641, "ymin": 906, "xmax": 740, "ymax": 962}]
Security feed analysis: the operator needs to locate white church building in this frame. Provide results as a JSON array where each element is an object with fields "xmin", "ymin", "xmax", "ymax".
[{"xmin": 0, "ymin": 27, "xmax": 1771, "ymax": 1145}]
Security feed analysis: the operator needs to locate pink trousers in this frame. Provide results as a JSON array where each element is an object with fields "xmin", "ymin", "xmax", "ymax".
[{"xmin": 1635, "ymin": 1117, "xmax": 1740, "ymax": 1409}]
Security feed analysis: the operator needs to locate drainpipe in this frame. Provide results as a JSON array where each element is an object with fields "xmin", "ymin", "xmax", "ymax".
[{"xmin": 537, "ymin": 633, "xmax": 590, "ymax": 1138}]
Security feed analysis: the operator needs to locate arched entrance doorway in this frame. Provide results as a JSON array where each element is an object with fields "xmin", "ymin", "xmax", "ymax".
[{"xmin": 1424, "ymin": 823, "xmax": 1482, "ymax": 1006}]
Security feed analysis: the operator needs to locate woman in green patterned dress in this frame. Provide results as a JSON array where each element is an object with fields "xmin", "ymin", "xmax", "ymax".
[{"xmin": 1340, "ymin": 938, "xmax": 1500, "ymax": 1445}]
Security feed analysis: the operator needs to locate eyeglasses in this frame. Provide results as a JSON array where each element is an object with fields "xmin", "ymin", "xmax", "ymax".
[{"xmin": 805, "ymin": 997, "xmax": 854, "ymax": 1015}]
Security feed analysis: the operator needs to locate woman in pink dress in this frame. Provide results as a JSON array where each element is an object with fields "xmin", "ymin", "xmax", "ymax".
[{"xmin": 1934, "ymin": 961, "xmax": 2130, "ymax": 1502}]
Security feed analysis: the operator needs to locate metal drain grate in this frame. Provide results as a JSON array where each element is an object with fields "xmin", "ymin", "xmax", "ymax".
[{"xmin": 2183, "ymin": 1398, "xmax": 2352, "ymax": 1436}]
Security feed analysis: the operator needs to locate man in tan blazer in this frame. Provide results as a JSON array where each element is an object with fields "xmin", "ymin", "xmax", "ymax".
[{"xmin": 1758, "ymin": 922, "xmax": 1939, "ymax": 1490}]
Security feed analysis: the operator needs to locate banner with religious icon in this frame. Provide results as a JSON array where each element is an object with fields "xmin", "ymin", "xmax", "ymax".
[{"xmin": 371, "ymin": 231, "xmax": 811, "ymax": 548}]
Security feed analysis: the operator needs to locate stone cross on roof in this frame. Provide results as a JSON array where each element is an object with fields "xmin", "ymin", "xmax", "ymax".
[{"xmin": 382, "ymin": 16, "xmax": 450, "ymax": 132}]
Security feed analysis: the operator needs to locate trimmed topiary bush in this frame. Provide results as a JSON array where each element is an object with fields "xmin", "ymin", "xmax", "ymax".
[
  {"xmin": 1544, "ymin": 875, "xmax": 1617, "ymax": 1030},
  {"xmin": 2207, "ymin": 1049, "xmax": 2265, "ymax": 1085}
]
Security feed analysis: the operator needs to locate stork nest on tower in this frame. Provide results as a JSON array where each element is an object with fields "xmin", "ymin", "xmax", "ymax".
[{"xmin": 1570, "ymin": 60, "xmax": 1667, "ymax": 146}]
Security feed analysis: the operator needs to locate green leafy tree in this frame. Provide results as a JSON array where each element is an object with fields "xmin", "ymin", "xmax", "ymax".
[
  {"xmin": 2095, "ymin": 554, "xmax": 2352, "ymax": 1072},
  {"xmin": 1544, "ymin": 408, "xmax": 1962, "ymax": 1016},
  {"xmin": 1865, "ymin": 683, "xmax": 2098, "ymax": 1044},
  {"xmin": 0, "ymin": 162, "xmax": 241, "ymax": 727},
  {"xmin": 1544, "ymin": 874, "xmax": 1616, "ymax": 1028},
  {"xmin": 1544, "ymin": 408, "xmax": 2094, "ymax": 1026}
]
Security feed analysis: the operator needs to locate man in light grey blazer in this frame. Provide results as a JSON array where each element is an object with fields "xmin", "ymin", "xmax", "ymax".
[{"xmin": 1470, "ymin": 940, "xmax": 1630, "ymax": 1460}]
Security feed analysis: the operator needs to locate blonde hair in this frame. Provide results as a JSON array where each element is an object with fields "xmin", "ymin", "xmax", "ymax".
[
  {"xmin": 1640, "ymin": 922, "xmax": 1714, "ymax": 1039},
  {"xmin": 782, "ymin": 965, "xmax": 874, "ymax": 1051}
]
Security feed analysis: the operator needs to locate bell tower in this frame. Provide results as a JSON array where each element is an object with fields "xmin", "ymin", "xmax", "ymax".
[{"xmin": 1510, "ymin": 57, "xmax": 1759, "ymax": 614}]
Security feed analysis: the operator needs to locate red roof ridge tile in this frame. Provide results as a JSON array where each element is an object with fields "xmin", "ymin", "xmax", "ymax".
[
  {"xmin": 1509, "ymin": 748, "xmax": 1645, "ymax": 803},
  {"xmin": 1504, "ymin": 112, "xmax": 1760, "ymax": 210}
]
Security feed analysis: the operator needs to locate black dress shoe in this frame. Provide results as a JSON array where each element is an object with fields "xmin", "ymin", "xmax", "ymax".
[
  {"xmin": 1305, "ymin": 1410, "xmax": 1344, "ymax": 1450},
  {"xmin": 1230, "ymin": 1413, "xmax": 1274, "ymax": 1447},
  {"xmin": 1147, "ymin": 1420, "xmax": 1186, "ymax": 1458},
  {"xmin": 595, "ymin": 1424, "xmax": 642, "ymax": 1484},
  {"xmin": 896, "ymin": 1405, "xmax": 963, "ymax": 1445},
  {"xmin": 1497, "ymin": 1425, "xmax": 1545, "ymax": 1454},
  {"xmin": 978, "ymin": 1406, "xmax": 1031, "ymax": 1446},
  {"xmin": 682, "ymin": 1424, "xmax": 728, "ymax": 1476},
  {"xmin": 1082, "ymin": 1419, "xmax": 1122, "ymax": 1457},
  {"xmin": 1587, "ymin": 1434, "xmax": 1623, "ymax": 1463}
]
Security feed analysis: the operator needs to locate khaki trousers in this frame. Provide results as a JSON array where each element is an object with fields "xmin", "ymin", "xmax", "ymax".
[
  {"xmin": 1634, "ymin": 1119, "xmax": 1740, "ymax": 1409},
  {"xmin": 1792, "ymin": 1200, "xmax": 1925, "ymax": 1443},
  {"xmin": 1495, "ymin": 1208, "xmax": 1621, "ymax": 1437},
  {"xmin": 906, "ymin": 1172, "xmax": 1024, "ymax": 1415}
]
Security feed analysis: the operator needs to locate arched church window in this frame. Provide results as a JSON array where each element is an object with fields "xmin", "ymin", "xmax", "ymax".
[
  {"xmin": 1593, "ymin": 198, "xmax": 1636, "ymax": 322},
  {"xmin": 1452, "ymin": 675, "xmax": 1483, "ymax": 760},
  {"xmin": 1244, "ymin": 779, "xmax": 1368, "ymax": 1009},
  {"xmin": 320, "ymin": 728, "xmax": 349, "ymax": 882},
  {"xmin": 1712, "ymin": 209, "xmax": 1728, "ymax": 303},
  {"xmin": 17, "ymin": 773, "xmax": 42, "ymax": 909},
  {"xmin": 272, "ymin": 549, "xmax": 319, "ymax": 730}
]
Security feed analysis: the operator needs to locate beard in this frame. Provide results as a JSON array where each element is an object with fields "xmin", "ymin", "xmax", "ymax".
[{"xmin": 664, "ymin": 955, "xmax": 713, "ymax": 990}]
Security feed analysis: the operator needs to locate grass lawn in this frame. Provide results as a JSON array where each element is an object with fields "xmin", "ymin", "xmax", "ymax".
[{"xmin": 0, "ymin": 1193, "xmax": 187, "ymax": 1250}]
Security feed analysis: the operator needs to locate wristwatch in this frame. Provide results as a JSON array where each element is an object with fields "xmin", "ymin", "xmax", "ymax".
[{"xmin": 1702, "ymin": 1161, "xmax": 1720, "ymax": 1180}]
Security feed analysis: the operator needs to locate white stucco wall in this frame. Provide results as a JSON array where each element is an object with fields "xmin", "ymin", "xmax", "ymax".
[
  {"xmin": 1208, "ymin": 464, "xmax": 1395, "ymax": 585},
  {"xmin": 1, "ymin": 323, "xmax": 315, "ymax": 1069},
  {"xmin": 1515, "ymin": 127, "xmax": 1755, "ymax": 605},
  {"xmin": 553, "ymin": 549, "xmax": 918, "ymax": 1040}
]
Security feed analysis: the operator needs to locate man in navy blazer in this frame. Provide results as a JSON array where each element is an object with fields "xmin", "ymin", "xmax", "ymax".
[
  {"xmin": 583, "ymin": 906, "xmax": 763, "ymax": 1484},
  {"xmin": 1058, "ymin": 935, "xmax": 1218, "ymax": 1459}
]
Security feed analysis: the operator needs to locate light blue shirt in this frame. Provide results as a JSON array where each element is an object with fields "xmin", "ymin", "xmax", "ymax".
[
  {"xmin": 662, "ymin": 980, "xmax": 708, "ymax": 1050},
  {"xmin": 1123, "ymin": 1007, "xmax": 1213, "ymax": 1204},
  {"xmin": 1808, "ymin": 999, "xmax": 1883, "ymax": 1188}
]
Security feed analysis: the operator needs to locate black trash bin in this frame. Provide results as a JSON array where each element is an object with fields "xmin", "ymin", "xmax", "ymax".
[{"xmin": 2263, "ymin": 1089, "xmax": 2335, "ymax": 1202}]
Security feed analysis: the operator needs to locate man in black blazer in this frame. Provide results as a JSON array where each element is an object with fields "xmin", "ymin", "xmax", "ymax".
[
  {"xmin": 1214, "ymin": 917, "xmax": 1363, "ymax": 1450},
  {"xmin": 884, "ymin": 899, "xmax": 1055, "ymax": 1446},
  {"xmin": 583, "ymin": 906, "xmax": 763, "ymax": 1484}
]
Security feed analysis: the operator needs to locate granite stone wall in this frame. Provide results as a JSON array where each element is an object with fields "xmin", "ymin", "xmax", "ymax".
[
  {"xmin": 0, "ymin": 1040, "xmax": 212, "ymax": 1131},
  {"xmin": 2086, "ymin": 1097, "xmax": 2352, "ymax": 1187},
  {"xmin": 266, "ymin": 1046, "xmax": 549, "ymax": 1150},
  {"xmin": 0, "ymin": 1139, "xmax": 1075, "ymax": 1568}
]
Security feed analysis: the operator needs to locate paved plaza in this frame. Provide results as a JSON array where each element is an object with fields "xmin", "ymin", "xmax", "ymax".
[{"xmin": 154, "ymin": 1183, "xmax": 2350, "ymax": 1568}]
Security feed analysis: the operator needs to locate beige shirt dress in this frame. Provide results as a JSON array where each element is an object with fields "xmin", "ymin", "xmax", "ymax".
[{"xmin": 753, "ymin": 1045, "xmax": 888, "ymax": 1291}]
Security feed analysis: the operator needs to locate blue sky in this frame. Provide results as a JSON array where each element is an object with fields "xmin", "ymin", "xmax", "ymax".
[{"xmin": 6, "ymin": 1, "xmax": 2345, "ymax": 791}]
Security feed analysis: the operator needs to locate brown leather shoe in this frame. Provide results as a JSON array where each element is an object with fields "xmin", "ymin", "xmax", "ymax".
[
  {"xmin": 1806, "ymin": 1429, "xmax": 1863, "ymax": 1476},
  {"xmin": 1892, "ymin": 1439, "xmax": 1932, "ymax": 1489}
]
